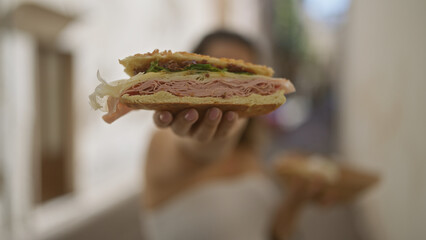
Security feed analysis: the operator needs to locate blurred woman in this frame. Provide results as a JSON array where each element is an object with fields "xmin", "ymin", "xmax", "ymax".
[{"xmin": 140, "ymin": 30, "xmax": 323, "ymax": 240}]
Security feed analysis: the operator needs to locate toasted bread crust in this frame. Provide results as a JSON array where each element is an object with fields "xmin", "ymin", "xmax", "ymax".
[
  {"xmin": 120, "ymin": 90, "xmax": 286, "ymax": 117},
  {"xmin": 119, "ymin": 49, "xmax": 274, "ymax": 77}
]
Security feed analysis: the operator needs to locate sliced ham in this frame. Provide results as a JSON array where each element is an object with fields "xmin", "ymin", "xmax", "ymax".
[
  {"xmin": 122, "ymin": 78, "xmax": 290, "ymax": 98},
  {"xmin": 102, "ymin": 97, "xmax": 133, "ymax": 124}
]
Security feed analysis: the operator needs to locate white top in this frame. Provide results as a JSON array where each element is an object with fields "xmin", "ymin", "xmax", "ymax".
[{"xmin": 142, "ymin": 174, "xmax": 282, "ymax": 240}]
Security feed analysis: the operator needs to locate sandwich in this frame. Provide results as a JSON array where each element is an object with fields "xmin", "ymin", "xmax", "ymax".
[
  {"xmin": 274, "ymin": 152, "xmax": 379, "ymax": 204},
  {"xmin": 89, "ymin": 49, "xmax": 295, "ymax": 123}
]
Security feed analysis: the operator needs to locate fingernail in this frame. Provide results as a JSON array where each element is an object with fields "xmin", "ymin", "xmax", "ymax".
[
  {"xmin": 184, "ymin": 109, "xmax": 197, "ymax": 121},
  {"xmin": 159, "ymin": 112, "xmax": 171, "ymax": 123},
  {"xmin": 226, "ymin": 112, "xmax": 236, "ymax": 121},
  {"xmin": 208, "ymin": 108, "xmax": 220, "ymax": 121}
]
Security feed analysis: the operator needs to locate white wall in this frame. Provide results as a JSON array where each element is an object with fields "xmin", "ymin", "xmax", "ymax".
[
  {"xmin": 340, "ymin": 1, "xmax": 426, "ymax": 239},
  {"xmin": 1, "ymin": 0, "xmax": 263, "ymax": 239}
]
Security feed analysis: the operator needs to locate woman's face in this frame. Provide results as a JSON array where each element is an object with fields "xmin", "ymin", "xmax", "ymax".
[{"xmin": 202, "ymin": 38, "xmax": 256, "ymax": 63}]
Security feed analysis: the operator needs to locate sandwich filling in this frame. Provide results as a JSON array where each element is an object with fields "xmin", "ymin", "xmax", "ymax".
[
  {"xmin": 133, "ymin": 60, "xmax": 255, "ymax": 75},
  {"xmin": 122, "ymin": 78, "xmax": 287, "ymax": 99},
  {"xmin": 89, "ymin": 71, "xmax": 295, "ymax": 113}
]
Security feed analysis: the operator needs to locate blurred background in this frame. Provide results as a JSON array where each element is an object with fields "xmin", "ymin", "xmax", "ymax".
[{"xmin": 0, "ymin": 0, "xmax": 425, "ymax": 239}]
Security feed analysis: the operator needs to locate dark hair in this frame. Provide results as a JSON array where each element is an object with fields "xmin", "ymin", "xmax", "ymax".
[
  {"xmin": 192, "ymin": 29, "xmax": 258, "ymax": 60},
  {"xmin": 192, "ymin": 30, "xmax": 264, "ymax": 151}
]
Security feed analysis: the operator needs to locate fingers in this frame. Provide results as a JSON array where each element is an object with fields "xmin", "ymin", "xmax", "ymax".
[
  {"xmin": 171, "ymin": 109, "xmax": 199, "ymax": 136},
  {"xmin": 192, "ymin": 107, "xmax": 222, "ymax": 142},
  {"xmin": 153, "ymin": 108, "xmax": 237, "ymax": 142},
  {"xmin": 215, "ymin": 111, "xmax": 238, "ymax": 138},
  {"xmin": 153, "ymin": 111, "xmax": 173, "ymax": 128}
]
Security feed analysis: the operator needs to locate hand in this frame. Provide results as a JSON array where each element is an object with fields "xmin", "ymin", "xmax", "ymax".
[
  {"xmin": 153, "ymin": 108, "xmax": 247, "ymax": 143},
  {"xmin": 287, "ymin": 175, "xmax": 328, "ymax": 203},
  {"xmin": 287, "ymin": 176, "xmax": 343, "ymax": 207}
]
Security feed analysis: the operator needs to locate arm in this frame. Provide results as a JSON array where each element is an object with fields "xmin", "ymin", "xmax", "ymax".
[
  {"xmin": 272, "ymin": 193, "xmax": 307, "ymax": 240},
  {"xmin": 143, "ymin": 107, "xmax": 248, "ymax": 207},
  {"xmin": 105, "ymin": 104, "xmax": 247, "ymax": 207},
  {"xmin": 272, "ymin": 176, "xmax": 327, "ymax": 240}
]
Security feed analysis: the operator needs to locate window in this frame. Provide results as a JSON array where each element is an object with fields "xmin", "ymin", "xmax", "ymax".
[{"xmin": 35, "ymin": 44, "xmax": 74, "ymax": 203}]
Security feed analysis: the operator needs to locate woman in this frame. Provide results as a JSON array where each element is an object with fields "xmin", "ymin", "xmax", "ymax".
[{"xmin": 139, "ymin": 30, "xmax": 323, "ymax": 240}]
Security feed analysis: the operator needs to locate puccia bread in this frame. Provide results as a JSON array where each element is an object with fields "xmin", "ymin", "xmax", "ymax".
[{"xmin": 89, "ymin": 50, "xmax": 295, "ymax": 123}]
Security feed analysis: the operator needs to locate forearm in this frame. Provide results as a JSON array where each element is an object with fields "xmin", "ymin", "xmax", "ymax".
[
  {"xmin": 175, "ymin": 119, "xmax": 247, "ymax": 163},
  {"xmin": 176, "ymin": 133, "xmax": 238, "ymax": 163},
  {"xmin": 144, "ymin": 109, "xmax": 248, "ymax": 207},
  {"xmin": 144, "ymin": 120, "xmax": 245, "ymax": 207},
  {"xmin": 272, "ymin": 194, "xmax": 307, "ymax": 240}
]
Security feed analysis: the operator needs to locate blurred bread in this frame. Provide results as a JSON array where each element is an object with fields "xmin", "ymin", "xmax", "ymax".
[
  {"xmin": 275, "ymin": 152, "xmax": 379, "ymax": 203},
  {"xmin": 119, "ymin": 49, "xmax": 274, "ymax": 77}
]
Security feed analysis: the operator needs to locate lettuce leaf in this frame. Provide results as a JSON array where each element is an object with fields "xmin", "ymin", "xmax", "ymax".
[
  {"xmin": 146, "ymin": 61, "xmax": 169, "ymax": 73},
  {"xmin": 145, "ymin": 61, "xmax": 253, "ymax": 75},
  {"xmin": 184, "ymin": 64, "xmax": 225, "ymax": 72}
]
